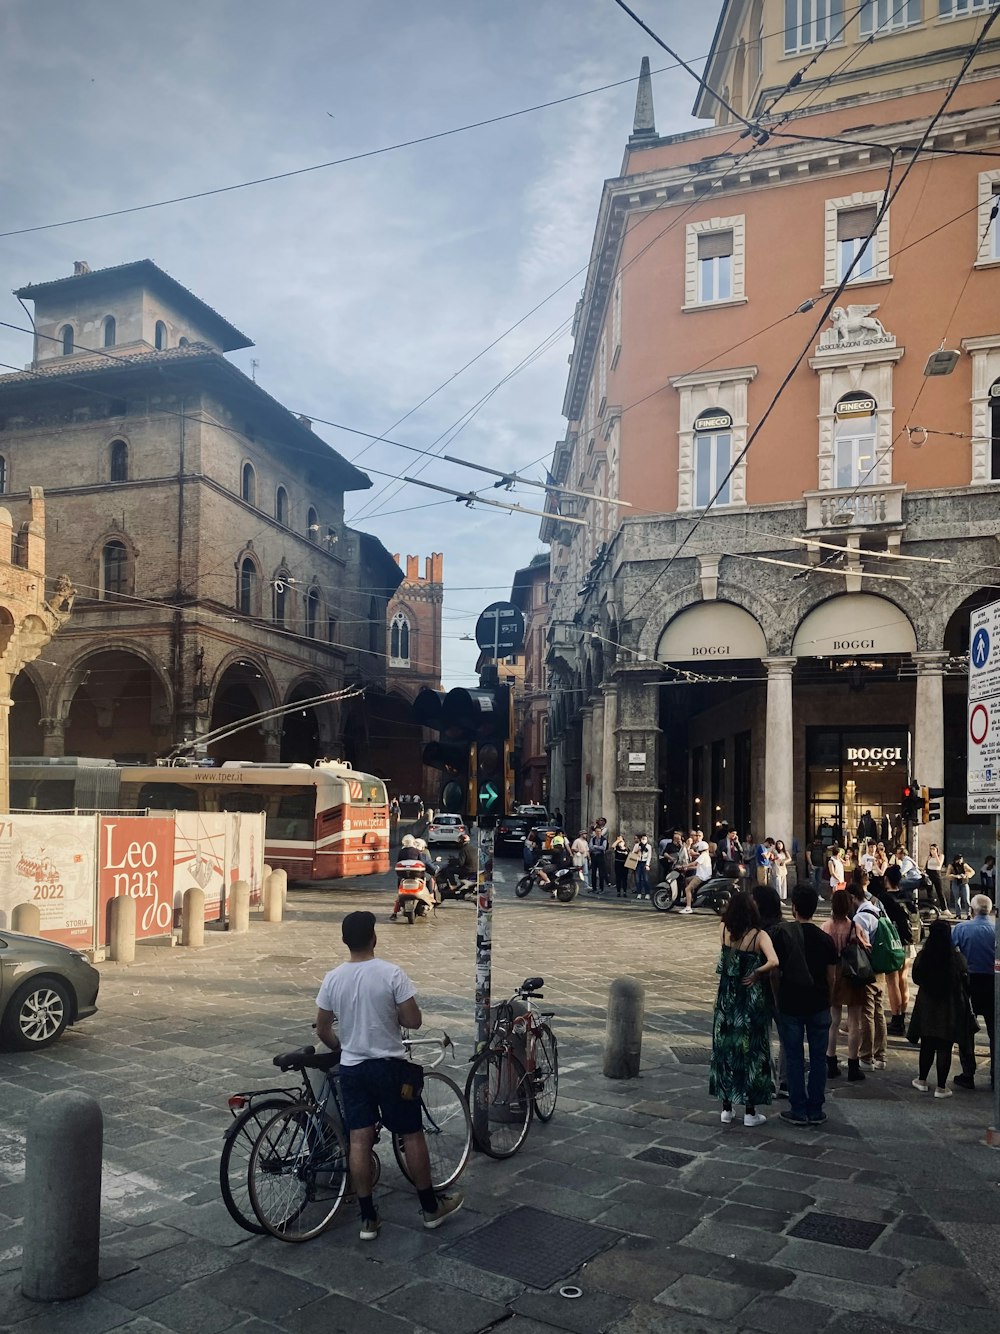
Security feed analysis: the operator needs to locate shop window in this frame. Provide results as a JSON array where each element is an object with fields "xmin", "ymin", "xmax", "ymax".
[
  {"xmin": 990, "ymin": 381, "xmax": 1000, "ymax": 481},
  {"xmin": 109, "ymin": 439, "xmax": 129, "ymax": 482},
  {"xmin": 834, "ymin": 395, "xmax": 878, "ymax": 489},
  {"xmin": 694, "ymin": 429, "xmax": 732, "ymax": 507},
  {"xmin": 237, "ymin": 555, "xmax": 258, "ymax": 616},
  {"xmin": 241, "ymin": 461, "xmax": 256, "ymax": 507},
  {"xmin": 102, "ymin": 540, "xmax": 129, "ymax": 598},
  {"xmin": 307, "ymin": 505, "xmax": 319, "ymax": 541},
  {"xmin": 390, "ymin": 613, "xmax": 410, "ymax": 666},
  {"xmin": 784, "ymin": 0, "xmax": 844, "ymax": 53},
  {"xmin": 825, "ymin": 192, "xmax": 890, "ymax": 288},
  {"xmin": 306, "ymin": 587, "xmax": 320, "ymax": 638},
  {"xmin": 685, "ymin": 216, "xmax": 745, "ymax": 309},
  {"xmin": 60, "ymin": 324, "xmax": 74, "ymax": 356},
  {"xmin": 103, "ymin": 316, "xmax": 116, "ymax": 348},
  {"xmin": 861, "ymin": 0, "xmax": 920, "ymax": 34},
  {"xmin": 275, "ymin": 485, "xmax": 289, "ymax": 526},
  {"xmin": 154, "ymin": 320, "xmax": 167, "ymax": 351}
]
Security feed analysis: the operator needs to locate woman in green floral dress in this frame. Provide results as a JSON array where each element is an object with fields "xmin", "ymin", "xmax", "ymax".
[{"xmin": 709, "ymin": 890, "xmax": 779, "ymax": 1126}]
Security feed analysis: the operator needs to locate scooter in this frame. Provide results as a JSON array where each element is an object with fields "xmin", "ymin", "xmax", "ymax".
[
  {"xmin": 652, "ymin": 861, "xmax": 745, "ymax": 915},
  {"xmin": 515, "ymin": 860, "xmax": 582, "ymax": 902},
  {"xmin": 434, "ymin": 857, "xmax": 476, "ymax": 901},
  {"xmin": 393, "ymin": 858, "xmax": 437, "ymax": 925}
]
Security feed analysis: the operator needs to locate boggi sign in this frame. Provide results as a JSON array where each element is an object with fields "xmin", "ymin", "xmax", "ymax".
[{"xmin": 846, "ymin": 746, "xmax": 903, "ymax": 762}]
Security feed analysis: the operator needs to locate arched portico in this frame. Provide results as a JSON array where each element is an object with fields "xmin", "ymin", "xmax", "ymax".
[
  {"xmin": 209, "ymin": 658, "xmax": 276, "ymax": 763},
  {"xmin": 60, "ymin": 648, "xmax": 173, "ymax": 763}
]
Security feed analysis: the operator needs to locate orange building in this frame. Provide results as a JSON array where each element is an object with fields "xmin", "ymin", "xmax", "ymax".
[{"xmin": 543, "ymin": 2, "xmax": 1000, "ymax": 862}]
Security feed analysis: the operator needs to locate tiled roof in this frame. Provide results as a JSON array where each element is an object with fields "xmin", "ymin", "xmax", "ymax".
[{"xmin": 0, "ymin": 342, "xmax": 214, "ymax": 386}]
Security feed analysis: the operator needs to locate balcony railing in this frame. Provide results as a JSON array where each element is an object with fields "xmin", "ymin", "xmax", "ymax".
[{"xmin": 804, "ymin": 484, "xmax": 904, "ymax": 531}]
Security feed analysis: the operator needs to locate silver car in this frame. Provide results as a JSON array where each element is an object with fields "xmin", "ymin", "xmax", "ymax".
[{"xmin": 0, "ymin": 931, "xmax": 100, "ymax": 1050}]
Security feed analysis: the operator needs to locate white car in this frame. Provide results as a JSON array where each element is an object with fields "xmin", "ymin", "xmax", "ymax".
[
  {"xmin": 517, "ymin": 804, "xmax": 549, "ymax": 824},
  {"xmin": 426, "ymin": 814, "xmax": 467, "ymax": 847}
]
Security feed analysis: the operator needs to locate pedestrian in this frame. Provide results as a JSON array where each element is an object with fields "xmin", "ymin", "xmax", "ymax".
[
  {"xmin": 980, "ymin": 856, "xmax": 996, "ymax": 896},
  {"xmin": 553, "ymin": 807, "xmax": 563, "ymax": 827},
  {"xmin": 826, "ymin": 846, "xmax": 846, "ymax": 897},
  {"xmin": 872, "ymin": 841, "xmax": 889, "ymax": 883},
  {"xmin": 873, "ymin": 864, "xmax": 913, "ymax": 1034},
  {"xmin": 923, "ymin": 843, "xmax": 948, "ymax": 913},
  {"xmin": 952, "ymin": 894, "xmax": 996, "ymax": 1089},
  {"xmin": 806, "ymin": 835, "xmax": 825, "ymax": 895},
  {"xmin": 679, "ymin": 839, "xmax": 713, "ymax": 914},
  {"xmin": 709, "ymin": 890, "xmax": 779, "ymax": 1127},
  {"xmin": 820, "ymin": 889, "xmax": 866, "ymax": 1082},
  {"xmin": 571, "ymin": 830, "xmax": 590, "ymax": 886},
  {"xmin": 947, "ymin": 854, "xmax": 975, "ymax": 920},
  {"xmin": 612, "ymin": 834, "xmax": 630, "ymax": 898},
  {"xmin": 631, "ymin": 834, "xmax": 652, "ymax": 899},
  {"xmin": 771, "ymin": 885, "xmax": 838, "ymax": 1126},
  {"xmin": 588, "ymin": 823, "xmax": 609, "ymax": 895},
  {"xmin": 425, "ymin": 807, "xmax": 434, "ymax": 826},
  {"xmin": 770, "ymin": 839, "xmax": 789, "ymax": 901},
  {"xmin": 847, "ymin": 874, "xmax": 888, "ymax": 1071},
  {"xmin": 754, "ymin": 836, "xmax": 774, "ymax": 888},
  {"xmin": 523, "ymin": 829, "xmax": 540, "ymax": 873},
  {"xmin": 908, "ymin": 919, "xmax": 978, "ymax": 1099},
  {"xmin": 751, "ymin": 882, "xmax": 787, "ymax": 1097},
  {"xmin": 315, "ymin": 911, "xmax": 463, "ymax": 1239}
]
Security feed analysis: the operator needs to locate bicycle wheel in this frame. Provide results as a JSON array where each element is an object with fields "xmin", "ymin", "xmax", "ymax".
[
  {"xmin": 220, "ymin": 1097, "xmax": 292, "ymax": 1234},
  {"xmin": 247, "ymin": 1103, "xmax": 348, "ymax": 1242},
  {"xmin": 464, "ymin": 1046, "xmax": 532, "ymax": 1159},
  {"xmin": 392, "ymin": 1071, "xmax": 472, "ymax": 1190},
  {"xmin": 531, "ymin": 1025, "xmax": 559, "ymax": 1122}
]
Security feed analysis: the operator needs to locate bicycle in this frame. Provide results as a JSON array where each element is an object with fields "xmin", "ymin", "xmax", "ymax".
[
  {"xmin": 464, "ymin": 976, "xmax": 558, "ymax": 1160},
  {"xmin": 220, "ymin": 1033, "xmax": 471, "ymax": 1239}
]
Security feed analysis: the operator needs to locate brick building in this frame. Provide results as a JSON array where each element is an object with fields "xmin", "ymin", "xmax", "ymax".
[
  {"xmin": 1, "ymin": 259, "xmax": 401, "ymax": 768},
  {"xmin": 509, "ymin": 553, "xmax": 550, "ymax": 807}
]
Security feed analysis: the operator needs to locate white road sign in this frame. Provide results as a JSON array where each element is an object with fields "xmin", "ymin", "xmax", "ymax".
[
  {"xmin": 968, "ymin": 601, "xmax": 1000, "ymax": 702},
  {"xmin": 968, "ymin": 599, "xmax": 1000, "ymax": 814}
]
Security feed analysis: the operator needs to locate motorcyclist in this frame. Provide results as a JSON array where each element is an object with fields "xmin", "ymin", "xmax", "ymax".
[
  {"xmin": 678, "ymin": 839, "xmax": 713, "ymax": 915},
  {"xmin": 390, "ymin": 837, "xmax": 437, "ymax": 920},
  {"xmin": 455, "ymin": 833, "xmax": 477, "ymax": 879}
]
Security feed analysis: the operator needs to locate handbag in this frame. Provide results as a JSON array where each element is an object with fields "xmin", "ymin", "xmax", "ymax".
[
  {"xmin": 624, "ymin": 850, "xmax": 640, "ymax": 871},
  {"xmin": 840, "ymin": 927, "xmax": 874, "ymax": 986}
]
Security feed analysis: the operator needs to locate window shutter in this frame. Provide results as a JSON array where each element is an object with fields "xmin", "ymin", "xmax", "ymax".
[
  {"xmin": 837, "ymin": 206, "xmax": 876, "ymax": 241},
  {"xmin": 698, "ymin": 230, "xmax": 733, "ymax": 260}
]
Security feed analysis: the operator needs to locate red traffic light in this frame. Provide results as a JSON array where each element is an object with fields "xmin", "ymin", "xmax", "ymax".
[{"xmin": 902, "ymin": 786, "xmax": 913, "ymax": 798}]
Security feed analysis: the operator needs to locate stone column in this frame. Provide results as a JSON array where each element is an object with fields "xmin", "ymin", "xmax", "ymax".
[
  {"xmin": 913, "ymin": 651, "xmax": 948, "ymax": 855},
  {"xmin": 0, "ymin": 683, "xmax": 11, "ymax": 814},
  {"xmin": 613, "ymin": 664, "xmax": 662, "ymax": 839},
  {"xmin": 601, "ymin": 682, "xmax": 619, "ymax": 835},
  {"xmin": 262, "ymin": 723, "xmax": 282, "ymax": 762},
  {"xmin": 548, "ymin": 737, "xmax": 565, "ymax": 822},
  {"xmin": 590, "ymin": 695, "xmax": 605, "ymax": 821},
  {"xmin": 764, "ymin": 657, "xmax": 796, "ymax": 843},
  {"xmin": 580, "ymin": 705, "xmax": 594, "ymax": 830},
  {"xmin": 41, "ymin": 716, "xmax": 66, "ymax": 758}
]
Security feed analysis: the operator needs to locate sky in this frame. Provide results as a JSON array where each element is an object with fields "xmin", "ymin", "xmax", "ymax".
[{"xmin": 0, "ymin": 1, "xmax": 720, "ymax": 687}]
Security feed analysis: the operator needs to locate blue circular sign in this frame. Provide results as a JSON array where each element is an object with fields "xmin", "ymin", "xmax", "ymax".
[{"xmin": 972, "ymin": 626, "xmax": 991, "ymax": 671}]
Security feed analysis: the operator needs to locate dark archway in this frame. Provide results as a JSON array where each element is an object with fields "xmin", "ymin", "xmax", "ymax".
[
  {"xmin": 64, "ymin": 650, "xmax": 171, "ymax": 762},
  {"xmin": 281, "ymin": 680, "xmax": 324, "ymax": 763},
  {"xmin": 10, "ymin": 672, "xmax": 43, "ymax": 756},
  {"xmin": 209, "ymin": 661, "xmax": 274, "ymax": 762}
]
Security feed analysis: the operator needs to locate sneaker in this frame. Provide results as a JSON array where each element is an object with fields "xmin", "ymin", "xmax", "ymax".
[
  {"xmin": 422, "ymin": 1193, "xmax": 463, "ymax": 1230},
  {"xmin": 720, "ymin": 1108, "xmax": 734, "ymax": 1124},
  {"xmin": 934, "ymin": 1087, "xmax": 953, "ymax": 1099},
  {"xmin": 389, "ymin": 914, "xmax": 398, "ymax": 922},
  {"xmin": 744, "ymin": 1112, "xmax": 767, "ymax": 1128},
  {"xmin": 779, "ymin": 1110, "xmax": 809, "ymax": 1126},
  {"xmin": 872, "ymin": 1058, "xmax": 887, "ymax": 1070},
  {"xmin": 953, "ymin": 1074, "xmax": 976, "ymax": 1091},
  {"xmin": 911, "ymin": 1078, "xmax": 929, "ymax": 1093},
  {"xmin": 679, "ymin": 906, "xmax": 693, "ymax": 915},
  {"xmin": 359, "ymin": 1214, "xmax": 382, "ymax": 1241},
  {"xmin": 807, "ymin": 1112, "xmax": 828, "ymax": 1125}
]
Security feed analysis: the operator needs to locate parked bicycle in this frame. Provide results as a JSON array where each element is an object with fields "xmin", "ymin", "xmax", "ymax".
[
  {"xmin": 464, "ymin": 976, "xmax": 558, "ymax": 1160},
  {"xmin": 220, "ymin": 1032, "xmax": 471, "ymax": 1240}
]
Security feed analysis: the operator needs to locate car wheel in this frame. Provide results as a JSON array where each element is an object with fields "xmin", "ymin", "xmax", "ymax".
[{"xmin": 1, "ymin": 976, "xmax": 73, "ymax": 1050}]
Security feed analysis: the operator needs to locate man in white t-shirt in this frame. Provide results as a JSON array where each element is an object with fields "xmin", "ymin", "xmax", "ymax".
[
  {"xmin": 679, "ymin": 840, "xmax": 714, "ymax": 914},
  {"xmin": 315, "ymin": 910, "xmax": 462, "ymax": 1241}
]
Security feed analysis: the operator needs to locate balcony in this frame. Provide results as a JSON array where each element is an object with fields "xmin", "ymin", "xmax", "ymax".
[{"xmin": 804, "ymin": 484, "xmax": 905, "ymax": 532}]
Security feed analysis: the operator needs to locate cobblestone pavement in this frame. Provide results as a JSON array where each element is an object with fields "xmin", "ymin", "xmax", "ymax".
[{"xmin": 2, "ymin": 859, "xmax": 1000, "ymax": 1334}]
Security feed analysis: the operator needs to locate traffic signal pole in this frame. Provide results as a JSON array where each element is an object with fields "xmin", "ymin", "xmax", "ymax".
[{"xmin": 472, "ymin": 817, "xmax": 494, "ymax": 1149}]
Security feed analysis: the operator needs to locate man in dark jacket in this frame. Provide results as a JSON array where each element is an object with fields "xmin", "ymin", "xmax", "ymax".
[{"xmin": 772, "ymin": 886, "xmax": 837, "ymax": 1126}]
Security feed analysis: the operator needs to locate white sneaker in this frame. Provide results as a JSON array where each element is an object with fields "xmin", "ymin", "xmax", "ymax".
[
  {"xmin": 720, "ymin": 1108, "xmax": 734, "ymax": 1124},
  {"xmin": 679, "ymin": 906, "xmax": 693, "ymax": 915},
  {"xmin": 911, "ymin": 1078, "xmax": 929, "ymax": 1092},
  {"xmin": 743, "ymin": 1112, "xmax": 767, "ymax": 1128},
  {"xmin": 934, "ymin": 1087, "xmax": 953, "ymax": 1099}
]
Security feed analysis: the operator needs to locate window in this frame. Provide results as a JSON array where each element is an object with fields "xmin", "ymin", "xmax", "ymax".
[
  {"xmin": 237, "ymin": 555, "xmax": 257, "ymax": 616},
  {"xmin": 178, "ymin": 336, "xmax": 189, "ymax": 348},
  {"xmin": 750, "ymin": 0, "xmax": 764, "ymax": 80},
  {"xmin": 103, "ymin": 540, "xmax": 128, "ymax": 598},
  {"xmin": 694, "ymin": 430, "xmax": 732, "ymax": 507},
  {"xmin": 241, "ymin": 461, "xmax": 256, "ymax": 506},
  {"xmin": 103, "ymin": 316, "xmax": 116, "ymax": 348},
  {"xmin": 784, "ymin": 0, "xmax": 844, "ymax": 53},
  {"xmin": 611, "ymin": 275, "xmax": 622, "ymax": 364},
  {"xmin": 834, "ymin": 396, "xmax": 878, "ymax": 488},
  {"xmin": 860, "ymin": 0, "xmax": 920, "ymax": 33},
  {"xmin": 154, "ymin": 320, "xmax": 167, "ymax": 351},
  {"xmin": 307, "ymin": 505, "xmax": 319, "ymax": 540},
  {"xmin": 685, "ymin": 216, "xmax": 746, "ymax": 309},
  {"xmin": 328, "ymin": 615, "xmax": 337, "ymax": 644},
  {"xmin": 306, "ymin": 587, "xmax": 320, "ymax": 638},
  {"xmin": 824, "ymin": 192, "xmax": 890, "ymax": 287},
  {"xmin": 939, "ymin": 0, "xmax": 993, "ymax": 15},
  {"xmin": 275, "ymin": 485, "xmax": 289, "ymax": 526},
  {"xmin": 975, "ymin": 172, "xmax": 1000, "ymax": 264},
  {"xmin": 109, "ymin": 439, "xmax": 129, "ymax": 483},
  {"xmin": 837, "ymin": 206, "xmax": 877, "ymax": 282},
  {"xmin": 598, "ymin": 333, "xmax": 607, "ymax": 413},
  {"xmin": 990, "ymin": 381, "xmax": 1000, "ymax": 481},
  {"xmin": 60, "ymin": 325, "xmax": 74, "ymax": 356},
  {"xmin": 273, "ymin": 575, "xmax": 287, "ymax": 626},
  {"xmin": 0, "ymin": 455, "xmax": 6, "ymax": 495},
  {"xmin": 390, "ymin": 612, "xmax": 411, "ymax": 666}
]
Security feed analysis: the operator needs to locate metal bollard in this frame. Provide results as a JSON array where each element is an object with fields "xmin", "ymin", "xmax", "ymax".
[
  {"xmin": 271, "ymin": 867, "xmax": 288, "ymax": 904},
  {"xmin": 21, "ymin": 1091, "xmax": 102, "ymax": 1301},
  {"xmin": 11, "ymin": 903, "xmax": 41, "ymax": 936},
  {"xmin": 180, "ymin": 887, "xmax": 205, "ymax": 947},
  {"xmin": 603, "ymin": 976, "xmax": 645, "ymax": 1079},
  {"xmin": 109, "ymin": 895, "xmax": 136, "ymax": 963},
  {"xmin": 263, "ymin": 872, "xmax": 284, "ymax": 923},
  {"xmin": 229, "ymin": 880, "xmax": 251, "ymax": 933}
]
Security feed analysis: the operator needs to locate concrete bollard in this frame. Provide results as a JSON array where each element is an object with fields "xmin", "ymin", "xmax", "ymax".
[
  {"xmin": 603, "ymin": 976, "xmax": 645, "ymax": 1079},
  {"xmin": 229, "ymin": 880, "xmax": 251, "ymax": 933},
  {"xmin": 181, "ymin": 887, "xmax": 205, "ymax": 947},
  {"xmin": 263, "ymin": 872, "xmax": 284, "ymax": 923},
  {"xmin": 21, "ymin": 1091, "xmax": 102, "ymax": 1301},
  {"xmin": 109, "ymin": 895, "xmax": 136, "ymax": 963},
  {"xmin": 262, "ymin": 864, "xmax": 273, "ymax": 882},
  {"xmin": 271, "ymin": 867, "xmax": 288, "ymax": 904},
  {"xmin": 11, "ymin": 903, "xmax": 41, "ymax": 936}
]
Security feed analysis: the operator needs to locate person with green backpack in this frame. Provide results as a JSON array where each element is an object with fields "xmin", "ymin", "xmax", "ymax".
[{"xmin": 847, "ymin": 872, "xmax": 898, "ymax": 1071}]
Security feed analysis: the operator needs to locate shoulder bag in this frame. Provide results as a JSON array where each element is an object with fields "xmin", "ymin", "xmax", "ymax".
[{"xmin": 840, "ymin": 925, "xmax": 874, "ymax": 987}]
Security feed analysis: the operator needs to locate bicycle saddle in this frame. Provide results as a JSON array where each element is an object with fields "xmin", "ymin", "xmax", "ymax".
[
  {"xmin": 272, "ymin": 1045, "xmax": 341, "ymax": 1073},
  {"xmin": 520, "ymin": 977, "xmax": 544, "ymax": 992}
]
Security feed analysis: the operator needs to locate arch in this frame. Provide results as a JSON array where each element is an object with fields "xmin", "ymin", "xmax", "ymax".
[
  {"xmin": 656, "ymin": 600, "xmax": 769, "ymax": 662},
  {"xmin": 109, "ymin": 438, "xmax": 129, "ymax": 482},
  {"xmin": 10, "ymin": 669, "xmax": 44, "ymax": 757},
  {"xmin": 275, "ymin": 485, "xmax": 289, "ymax": 526},
  {"xmin": 241, "ymin": 460, "xmax": 256, "ymax": 506},
  {"xmin": 209, "ymin": 658, "xmax": 277, "ymax": 763},
  {"xmin": 237, "ymin": 551, "xmax": 259, "ymax": 616},
  {"xmin": 178, "ymin": 336, "xmax": 189, "ymax": 348},
  {"xmin": 103, "ymin": 315, "xmax": 116, "ymax": 348},
  {"xmin": 307, "ymin": 504, "xmax": 319, "ymax": 540},
  {"xmin": 154, "ymin": 320, "xmax": 167, "ymax": 351},
  {"xmin": 0, "ymin": 453, "xmax": 7, "ymax": 495},
  {"xmin": 792, "ymin": 593, "xmax": 916, "ymax": 658},
  {"xmin": 60, "ymin": 324, "xmax": 74, "ymax": 356},
  {"xmin": 306, "ymin": 586, "xmax": 320, "ymax": 638},
  {"xmin": 102, "ymin": 539, "xmax": 131, "ymax": 599},
  {"xmin": 281, "ymin": 677, "xmax": 331, "ymax": 763},
  {"xmin": 389, "ymin": 611, "xmax": 410, "ymax": 665},
  {"xmin": 60, "ymin": 648, "xmax": 173, "ymax": 763}
]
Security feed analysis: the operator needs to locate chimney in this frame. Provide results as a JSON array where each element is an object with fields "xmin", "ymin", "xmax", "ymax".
[
  {"xmin": 297, "ymin": 415, "xmax": 312, "ymax": 430},
  {"xmin": 406, "ymin": 555, "xmax": 419, "ymax": 581},
  {"xmin": 73, "ymin": 261, "xmax": 91, "ymax": 275}
]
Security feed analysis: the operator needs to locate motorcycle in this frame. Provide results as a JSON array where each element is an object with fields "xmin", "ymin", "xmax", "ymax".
[
  {"xmin": 891, "ymin": 872, "xmax": 940, "ymax": 938},
  {"xmin": 434, "ymin": 856, "xmax": 476, "ymax": 901},
  {"xmin": 393, "ymin": 858, "xmax": 437, "ymax": 925},
  {"xmin": 515, "ymin": 859, "xmax": 582, "ymax": 903},
  {"xmin": 652, "ymin": 861, "xmax": 745, "ymax": 915}
]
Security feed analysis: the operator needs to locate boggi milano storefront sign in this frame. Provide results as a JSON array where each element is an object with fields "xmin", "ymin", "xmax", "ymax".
[{"xmin": 807, "ymin": 729, "xmax": 910, "ymax": 846}]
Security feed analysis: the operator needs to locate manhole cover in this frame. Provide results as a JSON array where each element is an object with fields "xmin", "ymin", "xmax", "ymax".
[
  {"xmin": 787, "ymin": 1211, "xmax": 885, "ymax": 1250},
  {"xmin": 671, "ymin": 1047, "xmax": 714, "ymax": 1065},
  {"xmin": 634, "ymin": 1147, "xmax": 696, "ymax": 1168},
  {"xmin": 444, "ymin": 1206, "xmax": 619, "ymax": 1288}
]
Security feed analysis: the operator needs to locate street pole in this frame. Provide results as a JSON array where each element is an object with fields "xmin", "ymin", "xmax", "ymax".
[
  {"xmin": 472, "ymin": 817, "xmax": 494, "ymax": 1148},
  {"xmin": 993, "ymin": 813, "xmax": 1000, "ymax": 1144}
]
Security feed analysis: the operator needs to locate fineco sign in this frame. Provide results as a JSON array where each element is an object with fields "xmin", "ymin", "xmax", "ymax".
[
  {"xmin": 835, "ymin": 397, "xmax": 876, "ymax": 418},
  {"xmin": 693, "ymin": 411, "xmax": 733, "ymax": 433}
]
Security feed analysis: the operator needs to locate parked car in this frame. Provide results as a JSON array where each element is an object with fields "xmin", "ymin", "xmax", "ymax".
[
  {"xmin": 0, "ymin": 931, "xmax": 100, "ymax": 1050},
  {"xmin": 426, "ymin": 813, "xmax": 466, "ymax": 847},
  {"xmin": 517, "ymin": 804, "xmax": 549, "ymax": 823},
  {"xmin": 496, "ymin": 815, "xmax": 530, "ymax": 857}
]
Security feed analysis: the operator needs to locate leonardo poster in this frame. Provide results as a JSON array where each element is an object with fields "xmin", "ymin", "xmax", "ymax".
[{"xmin": 0, "ymin": 814, "xmax": 98, "ymax": 946}]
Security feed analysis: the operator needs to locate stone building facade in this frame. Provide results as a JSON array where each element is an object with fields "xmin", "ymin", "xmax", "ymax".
[
  {"xmin": 543, "ymin": 4, "xmax": 1000, "ymax": 863},
  {"xmin": 510, "ymin": 554, "xmax": 550, "ymax": 807},
  {"xmin": 1, "ymin": 260, "xmax": 400, "ymax": 768}
]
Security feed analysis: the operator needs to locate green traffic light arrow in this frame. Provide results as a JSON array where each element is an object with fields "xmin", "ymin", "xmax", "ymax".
[{"xmin": 479, "ymin": 783, "xmax": 498, "ymax": 807}]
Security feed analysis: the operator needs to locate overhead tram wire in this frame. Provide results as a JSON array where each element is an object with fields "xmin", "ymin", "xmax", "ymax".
[{"xmin": 618, "ymin": 5, "xmax": 1000, "ymax": 626}]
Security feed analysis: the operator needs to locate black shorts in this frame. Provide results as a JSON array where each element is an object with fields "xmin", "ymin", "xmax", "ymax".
[{"xmin": 337, "ymin": 1057, "xmax": 423, "ymax": 1135}]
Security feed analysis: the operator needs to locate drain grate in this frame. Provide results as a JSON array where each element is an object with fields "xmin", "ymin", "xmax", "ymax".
[
  {"xmin": 671, "ymin": 1046, "xmax": 714, "ymax": 1065},
  {"xmin": 787, "ymin": 1211, "xmax": 886, "ymax": 1250},
  {"xmin": 444, "ymin": 1206, "xmax": 619, "ymax": 1288},
  {"xmin": 634, "ymin": 1146, "xmax": 696, "ymax": 1168}
]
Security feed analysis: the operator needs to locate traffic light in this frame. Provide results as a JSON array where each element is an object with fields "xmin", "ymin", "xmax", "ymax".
[
  {"xmin": 412, "ymin": 688, "xmax": 476, "ymax": 818},
  {"xmin": 922, "ymin": 785, "xmax": 945, "ymax": 823},
  {"xmin": 442, "ymin": 682, "xmax": 511, "ymax": 822},
  {"xmin": 900, "ymin": 782, "xmax": 921, "ymax": 823}
]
